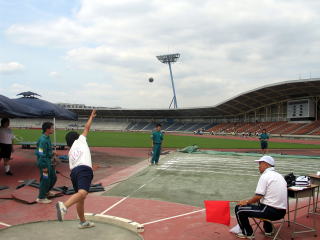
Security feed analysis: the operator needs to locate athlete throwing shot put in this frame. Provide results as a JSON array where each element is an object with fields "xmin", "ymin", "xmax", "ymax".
[{"xmin": 56, "ymin": 110, "xmax": 96, "ymax": 229}]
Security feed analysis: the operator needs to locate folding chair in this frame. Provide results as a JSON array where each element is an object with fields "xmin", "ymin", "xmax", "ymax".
[{"xmin": 252, "ymin": 217, "xmax": 285, "ymax": 240}]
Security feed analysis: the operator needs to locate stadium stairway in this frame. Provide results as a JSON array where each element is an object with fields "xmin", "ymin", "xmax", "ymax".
[
  {"xmin": 166, "ymin": 122, "xmax": 183, "ymax": 131},
  {"xmin": 292, "ymin": 121, "xmax": 320, "ymax": 135}
]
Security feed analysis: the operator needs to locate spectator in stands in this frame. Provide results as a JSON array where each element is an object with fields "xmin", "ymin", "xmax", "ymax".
[
  {"xmin": 234, "ymin": 156, "xmax": 287, "ymax": 239},
  {"xmin": 150, "ymin": 123, "xmax": 164, "ymax": 165},
  {"xmin": 0, "ymin": 118, "xmax": 15, "ymax": 175},
  {"xmin": 259, "ymin": 129, "xmax": 269, "ymax": 154},
  {"xmin": 35, "ymin": 122, "xmax": 57, "ymax": 204},
  {"xmin": 194, "ymin": 129, "xmax": 203, "ymax": 135}
]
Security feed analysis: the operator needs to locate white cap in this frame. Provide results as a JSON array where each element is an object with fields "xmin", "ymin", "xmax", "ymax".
[{"xmin": 255, "ymin": 156, "xmax": 275, "ymax": 166}]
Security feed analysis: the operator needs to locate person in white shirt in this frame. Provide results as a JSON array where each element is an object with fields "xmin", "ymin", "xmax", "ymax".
[
  {"xmin": 56, "ymin": 110, "xmax": 96, "ymax": 229},
  {"xmin": 0, "ymin": 118, "xmax": 15, "ymax": 175},
  {"xmin": 234, "ymin": 156, "xmax": 287, "ymax": 239}
]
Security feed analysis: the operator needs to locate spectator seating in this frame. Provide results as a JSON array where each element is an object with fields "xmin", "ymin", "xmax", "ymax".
[{"xmin": 8, "ymin": 118, "xmax": 320, "ymax": 136}]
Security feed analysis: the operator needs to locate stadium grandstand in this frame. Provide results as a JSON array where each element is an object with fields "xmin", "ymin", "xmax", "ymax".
[{"xmin": 10, "ymin": 78, "xmax": 320, "ymax": 137}]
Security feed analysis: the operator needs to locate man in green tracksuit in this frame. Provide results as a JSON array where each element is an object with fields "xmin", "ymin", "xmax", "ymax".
[
  {"xmin": 151, "ymin": 123, "xmax": 164, "ymax": 165},
  {"xmin": 35, "ymin": 122, "xmax": 57, "ymax": 204},
  {"xmin": 259, "ymin": 128, "xmax": 269, "ymax": 155}
]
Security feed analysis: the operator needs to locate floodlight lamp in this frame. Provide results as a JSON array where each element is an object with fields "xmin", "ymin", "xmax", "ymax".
[{"xmin": 156, "ymin": 53, "xmax": 180, "ymax": 64}]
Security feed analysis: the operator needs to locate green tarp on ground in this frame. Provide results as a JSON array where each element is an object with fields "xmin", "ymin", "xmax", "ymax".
[{"xmin": 178, "ymin": 145, "xmax": 320, "ymax": 159}]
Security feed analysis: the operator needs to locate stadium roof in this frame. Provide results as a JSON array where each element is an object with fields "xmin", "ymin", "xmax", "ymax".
[{"xmin": 71, "ymin": 78, "xmax": 320, "ymax": 119}]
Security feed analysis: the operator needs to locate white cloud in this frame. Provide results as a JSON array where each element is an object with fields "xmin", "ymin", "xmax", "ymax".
[
  {"xmin": 7, "ymin": 83, "xmax": 31, "ymax": 97},
  {"xmin": 0, "ymin": 62, "xmax": 25, "ymax": 74},
  {"xmin": 4, "ymin": 0, "xmax": 320, "ymax": 108},
  {"xmin": 39, "ymin": 81, "xmax": 172, "ymax": 108},
  {"xmin": 49, "ymin": 71, "xmax": 61, "ymax": 78},
  {"xmin": 6, "ymin": 18, "xmax": 87, "ymax": 47}
]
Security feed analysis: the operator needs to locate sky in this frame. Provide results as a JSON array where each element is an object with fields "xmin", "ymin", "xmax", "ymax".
[{"xmin": 1, "ymin": 0, "xmax": 320, "ymax": 109}]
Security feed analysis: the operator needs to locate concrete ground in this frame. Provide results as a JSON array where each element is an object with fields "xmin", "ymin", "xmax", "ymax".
[
  {"xmin": 0, "ymin": 220, "xmax": 142, "ymax": 240},
  {"xmin": 0, "ymin": 145, "xmax": 319, "ymax": 240}
]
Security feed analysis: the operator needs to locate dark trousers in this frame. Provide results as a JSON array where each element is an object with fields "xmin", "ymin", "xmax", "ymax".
[
  {"xmin": 260, "ymin": 141, "xmax": 268, "ymax": 149},
  {"xmin": 235, "ymin": 204, "xmax": 286, "ymax": 236},
  {"xmin": 38, "ymin": 165, "xmax": 57, "ymax": 199}
]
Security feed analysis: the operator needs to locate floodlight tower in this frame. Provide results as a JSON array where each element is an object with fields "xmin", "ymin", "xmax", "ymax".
[{"xmin": 156, "ymin": 53, "xmax": 180, "ymax": 109}]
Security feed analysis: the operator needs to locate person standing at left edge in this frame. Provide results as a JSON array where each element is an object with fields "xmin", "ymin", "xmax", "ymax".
[
  {"xmin": 150, "ymin": 123, "xmax": 164, "ymax": 165},
  {"xmin": 0, "ymin": 118, "xmax": 15, "ymax": 175},
  {"xmin": 35, "ymin": 122, "xmax": 57, "ymax": 204}
]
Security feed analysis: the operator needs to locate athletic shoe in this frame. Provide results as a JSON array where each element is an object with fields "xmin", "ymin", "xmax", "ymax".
[
  {"xmin": 265, "ymin": 224, "xmax": 275, "ymax": 236},
  {"xmin": 56, "ymin": 201, "xmax": 67, "ymax": 221},
  {"xmin": 5, "ymin": 171, "xmax": 13, "ymax": 176},
  {"xmin": 265, "ymin": 232, "xmax": 274, "ymax": 237},
  {"xmin": 36, "ymin": 198, "xmax": 52, "ymax": 204},
  {"xmin": 235, "ymin": 233, "xmax": 255, "ymax": 239},
  {"xmin": 78, "ymin": 221, "xmax": 95, "ymax": 229},
  {"xmin": 47, "ymin": 191, "xmax": 56, "ymax": 198}
]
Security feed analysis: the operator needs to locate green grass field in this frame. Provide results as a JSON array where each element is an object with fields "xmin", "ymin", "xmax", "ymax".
[{"xmin": 12, "ymin": 128, "xmax": 319, "ymax": 149}]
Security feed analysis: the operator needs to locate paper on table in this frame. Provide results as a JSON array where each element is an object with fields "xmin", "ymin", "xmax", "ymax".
[{"xmin": 289, "ymin": 186, "xmax": 308, "ymax": 191}]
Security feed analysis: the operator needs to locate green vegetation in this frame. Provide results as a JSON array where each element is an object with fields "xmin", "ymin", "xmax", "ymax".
[{"xmin": 12, "ymin": 129, "xmax": 318, "ymax": 149}]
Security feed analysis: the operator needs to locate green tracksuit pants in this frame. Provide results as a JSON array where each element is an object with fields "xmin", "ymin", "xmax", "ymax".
[
  {"xmin": 38, "ymin": 165, "xmax": 57, "ymax": 199},
  {"xmin": 152, "ymin": 144, "xmax": 161, "ymax": 164}
]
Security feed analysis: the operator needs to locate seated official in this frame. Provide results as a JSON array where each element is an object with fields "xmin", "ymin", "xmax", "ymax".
[{"xmin": 234, "ymin": 156, "xmax": 287, "ymax": 239}]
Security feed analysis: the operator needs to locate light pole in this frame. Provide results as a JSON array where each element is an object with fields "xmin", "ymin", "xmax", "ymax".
[{"xmin": 156, "ymin": 53, "xmax": 180, "ymax": 109}]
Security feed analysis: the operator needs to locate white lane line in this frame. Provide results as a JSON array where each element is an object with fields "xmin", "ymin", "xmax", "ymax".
[
  {"xmin": 157, "ymin": 164, "xmax": 313, "ymax": 176},
  {"xmin": 158, "ymin": 163, "xmax": 316, "ymax": 172},
  {"xmin": 100, "ymin": 183, "xmax": 148, "ymax": 215},
  {"xmin": 167, "ymin": 158, "xmax": 320, "ymax": 168},
  {"xmin": 162, "ymin": 163, "xmax": 257, "ymax": 169},
  {"xmin": 159, "ymin": 168, "xmax": 259, "ymax": 176},
  {"xmin": 100, "ymin": 197, "xmax": 129, "ymax": 215},
  {"xmin": 142, "ymin": 209, "xmax": 205, "ymax": 226},
  {"xmin": 0, "ymin": 222, "xmax": 11, "ymax": 227},
  {"xmin": 158, "ymin": 164, "xmax": 316, "ymax": 174},
  {"xmin": 100, "ymin": 161, "xmax": 172, "ymax": 215},
  {"xmin": 162, "ymin": 158, "xmax": 317, "ymax": 172},
  {"xmin": 157, "ymin": 166, "xmax": 258, "ymax": 174}
]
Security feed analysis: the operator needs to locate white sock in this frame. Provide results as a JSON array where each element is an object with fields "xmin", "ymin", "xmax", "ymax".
[{"xmin": 4, "ymin": 165, "xmax": 10, "ymax": 172}]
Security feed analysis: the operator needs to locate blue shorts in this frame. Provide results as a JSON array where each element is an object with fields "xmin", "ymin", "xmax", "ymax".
[{"xmin": 70, "ymin": 165, "xmax": 93, "ymax": 192}]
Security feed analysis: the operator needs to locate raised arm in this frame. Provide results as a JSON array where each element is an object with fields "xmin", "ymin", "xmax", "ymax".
[{"xmin": 82, "ymin": 110, "xmax": 96, "ymax": 137}]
